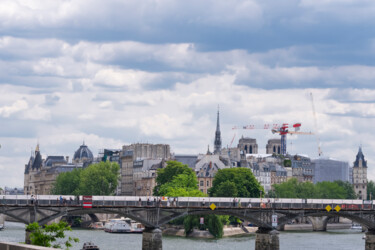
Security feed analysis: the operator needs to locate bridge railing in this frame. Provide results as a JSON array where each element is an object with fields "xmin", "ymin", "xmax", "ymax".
[{"xmin": 0, "ymin": 195, "xmax": 373, "ymax": 211}]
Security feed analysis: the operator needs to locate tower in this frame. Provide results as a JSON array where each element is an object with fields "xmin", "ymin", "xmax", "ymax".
[
  {"xmin": 214, "ymin": 107, "xmax": 222, "ymax": 155},
  {"xmin": 353, "ymin": 146, "xmax": 368, "ymax": 200}
]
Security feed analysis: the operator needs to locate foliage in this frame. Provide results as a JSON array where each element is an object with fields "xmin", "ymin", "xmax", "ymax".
[
  {"xmin": 209, "ymin": 168, "xmax": 263, "ymax": 197},
  {"xmin": 79, "ymin": 161, "xmax": 120, "ymax": 195},
  {"xmin": 334, "ymin": 180, "xmax": 357, "ymax": 199},
  {"xmin": 283, "ymin": 159, "xmax": 291, "ymax": 167},
  {"xmin": 26, "ymin": 221, "xmax": 79, "ymax": 249},
  {"xmin": 154, "ymin": 161, "xmax": 198, "ymax": 196},
  {"xmin": 207, "ymin": 215, "xmax": 223, "ymax": 238},
  {"xmin": 52, "ymin": 169, "xmax": 82, "ymax": 195},
  {"xmin": 272, "ymin": 178, "xmax": 356, "ymax": 199},
  {"xmin": 183, "ymin": 214, "xmax": 224, "ymax": 238},
  {"xmin": 52, "ymin": 161, "xmax": 120, "ymax": 195},
  {"xmin": 367, "ymin": 181, "xmax": 375, "ymax": 200}
]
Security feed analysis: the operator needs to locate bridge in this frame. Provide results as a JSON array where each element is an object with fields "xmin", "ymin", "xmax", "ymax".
[{"xmin": 1, "ymin": 195, "xmax": 375, "ymax": 250}]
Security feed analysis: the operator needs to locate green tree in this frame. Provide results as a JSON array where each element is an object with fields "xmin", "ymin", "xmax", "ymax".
[
  {"xmin": 209, "ymin": 168, "xmax": 263, "ymax": 197},
  {"xmin": 154, "ymin": 161, "xmax": 197, "ymax": 196},
  {"xmin": 79, "ymin": 162, "xmax": 120, "ymax": 195},
  {"xmin": 315, "ymin": 181, "xmax": 347, "ymax": 199},
  {"xmin": 26, "ymin": 221, "xmax": 79, "ymax": 249},
  {"xmin": 52, "ymin": 169, "xmax": 82, "ymax": 195},
  {"xmin": 367, "ymin": 181, "xmax": 375, "ymax": 200},
  {"xmin": 334, "ymin": 180, "xmax": 357, "ymax": 199}
]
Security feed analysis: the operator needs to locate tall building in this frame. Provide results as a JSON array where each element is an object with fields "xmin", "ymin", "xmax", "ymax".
[
  {"xmin": 312, "ymin": 158, "xmax": 349, "ymax": 184},
  {"xmin": 266, "ymin": 139, "xmax": 281, "ymax": 154},
  {"xmin": 214, "ymin": 108, "xmax": 222, "ymax": 155},
  {"xmin": 352, "ymin": 147, "xmax": 368, "ymax": 200},
  {"xmin": 238, "ymin": 137, "xmax": 258, "ymax": 154}
]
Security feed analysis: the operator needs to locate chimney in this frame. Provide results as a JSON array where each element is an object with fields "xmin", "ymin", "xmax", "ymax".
[{"xmin": 66, "ymin": 156, "xmax": 69, "ymax": 163}]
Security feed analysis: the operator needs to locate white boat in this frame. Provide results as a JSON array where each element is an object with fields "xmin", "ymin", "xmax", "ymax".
[
  {"xmin": 351, "ymin": 224, "xmax": 362, "ymax": 230},
  {"xmin": 104, "ymin": 218, "xmax": 143, "ymax": 233},
  {"xmin": 0, "ymin": 224, "xmax": 4, "ymax": 230},
  {"xmin": 88, "ymin": 222, "xmax": 104, "ymax": 230}
]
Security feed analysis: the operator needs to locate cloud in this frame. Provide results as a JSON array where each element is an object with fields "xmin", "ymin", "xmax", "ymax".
[{"xmin": 0, "ymin": 100, "xmax": 28, "ymax": 117}]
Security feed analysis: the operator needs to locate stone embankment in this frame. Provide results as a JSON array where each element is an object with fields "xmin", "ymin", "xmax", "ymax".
[
  {"xmin": 163, "ymin": 226, "xmax": 258, "ymax": 238},
  {"xmin": 0, "ymin": 242, "xmax": 55, "ymax": 250}
]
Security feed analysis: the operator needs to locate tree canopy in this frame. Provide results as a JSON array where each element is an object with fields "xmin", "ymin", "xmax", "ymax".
[
  {"xmin": 26, "ymin": 221, "xmax": 79, "ymax": 249},
  {"xmin": 153, "ymin": 161, "xmax": 204, "ymax": 197},
  {"xmin": 368, "ymin": 180, "xmax": 375, "ymax": 200},
  {"xmin": 209, "ymin": 168, "xmax": 263, "ymax": 197},
  {"xmin": 52, "ymin": 161, "xmax": 120, "ymax": 195},
  {"xmin": 271, "ymin": 178, "xmax": 357, "ymax": 199}
]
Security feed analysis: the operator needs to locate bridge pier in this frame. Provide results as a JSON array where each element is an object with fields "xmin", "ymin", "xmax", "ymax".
[
  {"xmin": 308, "ymin": 216, "xmax": 328, "ymax": 231},
  {"xmin": 142, "ymin": 227, "xmax": 162, "ymax": 250},
  {"xmin": 255, "ymin": 228, "xmax": 279, "ymax": 250},
  {"xmin": 365, "ymin": 230, "xmax": 375, "ymax": 250}
]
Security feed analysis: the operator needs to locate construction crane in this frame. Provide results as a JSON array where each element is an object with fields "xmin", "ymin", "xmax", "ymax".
[
  {"xmin": 232, "ymin": 123, "xmax": 313, "ymax": 155},
  {"xmin": 271, "ymin": 123, "xmax": 313, "ymax": 155},
  {"xmin": 310, "ymin": 92, "xmax": 323, "ymax": 156}
]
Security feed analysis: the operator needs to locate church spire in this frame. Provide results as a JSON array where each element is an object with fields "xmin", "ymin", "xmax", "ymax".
[{"xmin": 214, "ymin": 106, "xmax": 222, "ymax": 154}]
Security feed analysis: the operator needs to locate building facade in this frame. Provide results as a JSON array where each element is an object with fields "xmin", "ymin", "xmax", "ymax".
[
  {"xmin": 313, "ymin": 158, "xmax": 349, "ymax": 184},
  {"xmin": 352, "ymin": 147, "xmax": 368, "ymax": 200},
  {"xmin": 266, "ymin": 139, "xmax": 281, "ymax": 154}
]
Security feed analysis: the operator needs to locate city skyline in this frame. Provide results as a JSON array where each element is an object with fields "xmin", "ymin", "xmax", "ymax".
[{"xmin": 1, "ymin": 1, "xmax": 375, "ymax": 187}]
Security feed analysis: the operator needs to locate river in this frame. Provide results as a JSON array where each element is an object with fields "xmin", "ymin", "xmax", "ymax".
[{"xmin": 0, "ymin": 222, "xmax": 365, "ymax": 250}]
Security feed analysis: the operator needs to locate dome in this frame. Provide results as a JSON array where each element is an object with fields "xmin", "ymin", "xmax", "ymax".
[{"xmin": 73, "ymin": 143, "xmax": 94, "ymax": 163}]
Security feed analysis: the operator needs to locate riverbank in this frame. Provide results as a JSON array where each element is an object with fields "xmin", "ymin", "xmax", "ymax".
[
  {"xmin": 163, "ymin": 226, "xmax": 258, "ymax": 238},
  {"xmin": 284, "ymin": 223, "xmax": 352, "ymax": 231}
]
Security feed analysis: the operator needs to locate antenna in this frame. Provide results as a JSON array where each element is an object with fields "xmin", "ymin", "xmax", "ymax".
[{"xmin": 310, "ymin": 92, "xmax": 323, "ymax": 156}]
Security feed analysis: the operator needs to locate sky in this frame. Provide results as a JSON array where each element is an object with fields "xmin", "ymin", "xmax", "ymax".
[{"xmin": 1, "ymin": 0, "xmax": 375, "ymax": 188}]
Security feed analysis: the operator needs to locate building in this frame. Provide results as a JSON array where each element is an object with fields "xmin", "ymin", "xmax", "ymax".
[
  {"xmin": 352, "ymin": 147, "xmax": 368, "ymax": 200},
  {"xmin": 238, "ymin": 137, "xmax": 258, "ymax": 154},
  {"xmin": 291, "ymin": 155, "xmax": 314, "ymax": 182},
  {"xmin": 24, "ymin": 143, "xmax": 94, "ymax": 195},
  {"xmin": 266, "ymin": 139, "xmax": 281, "ymax": 154},
  {"xmin": 313, "ymin": 158, "xmax": 349, "ymax": 184},
  {"xmin": 173, "ymin": 154, "xmax": 198, "ymax": 169},
  {"xmin": 120, "ymin": 143, "xmax": 171, "ymax": 196},
  {"xmin": 269, "ymin": 164, "xmax": 287, "ymax": 185},
  {"xmin": 197, "ymin": 161, "xmax": 219, "ymax": 194},
  {"xmin": 214, "ymin": 108, "xmax": 222, "ymax": 155}
]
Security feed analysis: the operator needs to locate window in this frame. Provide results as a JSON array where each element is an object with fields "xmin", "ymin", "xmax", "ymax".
[
  {"xmin": 207, "ymin": 181, "xmax": 209, "ymax": 187},
  {"xmin": 200, "ymin": 181, "xmax": 204, "ymax": 186}
]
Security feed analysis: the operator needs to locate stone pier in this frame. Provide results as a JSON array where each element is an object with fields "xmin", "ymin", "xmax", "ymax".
[
  {"xmin": 308, "ymin": 216, "xmax": 328, "ymax": 231},
  {"xmin": 366, "ymin": 231, "xmax": 375, "ymax": 250},
  {"xmin": 142, "ymin": 227, "xmax": 162, "ymax": 250},
  {"xmin": 255, "ymin": 228, "xmax": 279, "ymax": 250}
]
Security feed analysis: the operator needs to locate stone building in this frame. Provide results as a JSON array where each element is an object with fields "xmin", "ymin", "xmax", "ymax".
[
  {"xmin": 266, "ymin": 139, "xmax": 281, "ymax": 154},
  {"xmin": 120, "ymin": 143, "xmax": 171, "ymax": 196},
  {"xmin": 197, "ymin": 162, "xmax": 219, "ymax": 194},
  {"xmin": 238, "ymin": 137, "xmax": 258, "ymax": 154},
  {"xmin": 352, "ymin": 147, "xmax": 368, "ymax": 200},
  {"xmin": 24, "ymin": 143, "xmax": 94, "ymax": 195},
  {"xmin": 269, "ymin": 164, "xmax": 287, "ymax": 185},
  {"xmin": 291, "ymin": 155, "xmax": 314, "ymax": 182},
  {"xmin": 214, "ymin": 109, "xmax": 222, "ymax": 155}
]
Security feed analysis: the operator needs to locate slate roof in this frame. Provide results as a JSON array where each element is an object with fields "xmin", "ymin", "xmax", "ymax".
[
  {"xmin": 73, "ymin": 144, "xmax": 94, "ymax": 162},
  {"xmin": 353, "ymin": 146, "xmax": 367, "ymax": 168},
  {"xmin": 45, "ymin": 156, "xmax": 67, "ymax": 167}
]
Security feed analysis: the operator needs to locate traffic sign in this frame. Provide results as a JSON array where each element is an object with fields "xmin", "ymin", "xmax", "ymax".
[
  {"xmin": 210, "ymin": 203, "xmax": 216, "ymax": 210},
  {"xmin": 272, "ymin": 214, "xmax": 278, "ymax": 227},
  {"xmin": 334, "ymin": 205, "xmax": 341, "ymax": 212},
  {"xmin": 325, "ymin": 205, "xmax": 332, "ymax": 212}
]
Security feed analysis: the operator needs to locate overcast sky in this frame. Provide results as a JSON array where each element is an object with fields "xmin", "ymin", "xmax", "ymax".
[{"xmin": 1, "ymin": 0, "xmax": 375, "ymax": 188}]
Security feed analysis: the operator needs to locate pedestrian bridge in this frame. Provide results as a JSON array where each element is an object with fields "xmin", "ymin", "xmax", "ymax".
[{"xmin": 1, "ymin": 195, "xmax": 374, "ymax": 250}]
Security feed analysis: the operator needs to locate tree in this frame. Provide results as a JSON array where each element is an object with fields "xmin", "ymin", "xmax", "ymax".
[
  {"xmin": 26, "ymin": 221, "xmax": 79, "ymax": 249},
  {"xmin": 52, "ymin": 161, "xmax": 120, "ymax": 195},
  {"xmin": 367, "ymin": 181, "xmax": 375, "ymax": 200},
  {"xmin": 209, "ymin": 168, "xmax": 263, "ymax": 197},
  {"xmin": 52, "ymin": 169, "xmax": 82, "ymax": 195},
  {"xmin": 79, "ymin": 162, "xmax": 120, "ymax": 195},
  {"xmin": 154, "ymin": 161, "xmax": 197, "ymax": 196},
  {"xmin": 334, "ymin": 180, "xmax": 357, "ymax": 199}
]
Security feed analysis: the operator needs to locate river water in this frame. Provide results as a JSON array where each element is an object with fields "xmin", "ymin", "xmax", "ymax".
[{"xmin": 0, "ymin": 222, "xmax": 365, "ymax": 250}]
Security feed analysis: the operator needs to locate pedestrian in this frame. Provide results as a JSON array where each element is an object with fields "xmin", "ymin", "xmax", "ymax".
[
  {"xmin": 31, "ymin": 195, "xmax": 35, "ymax": 205},
  {"xmin": 153, "ymin": 197, "xmax": 156, "ymax": 206},
  {"xmin": 147, "ymin": 197, "xmax": 150, "ymax": 206},
  {"xmin": 69, "ymin": 197, "xmax": 73, "ymax": 205},
  {"xmin": 232, "ymin": 198, "xmax": 236, "ymax": 207},
  {"xmin": 173, "ymin": 198, "xmax": 176, "ymax": 207},
  {"xmin": 59, "ymin": 196, "xmax": 63, "ymax": 205},
  {"xmin": 138, "ymin": 197, "xmax": 142, "ymax": 206},
  {"xmin": 202, "ymin": 199, "xmax": 206, "ymax": 207},
  {"xmin": 167, "ymin": 197, "xmax": 171, "ymax": 207}
]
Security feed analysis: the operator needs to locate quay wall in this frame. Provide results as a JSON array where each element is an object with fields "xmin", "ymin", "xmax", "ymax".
[{"xmin": 0, "ymin": 242, "xmax": 55, "ymax": 250}]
